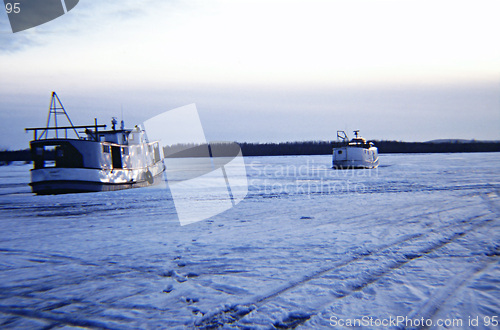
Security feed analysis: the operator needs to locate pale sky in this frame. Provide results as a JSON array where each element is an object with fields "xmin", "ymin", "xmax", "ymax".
[{"xmin": 1, "ymin": 0, "xmax": 499, "ymax": 150}]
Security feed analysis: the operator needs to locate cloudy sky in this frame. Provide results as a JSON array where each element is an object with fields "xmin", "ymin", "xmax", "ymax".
[{"xmin": 0, "ymin": 0, "xmax": 499, "ymax": 150}]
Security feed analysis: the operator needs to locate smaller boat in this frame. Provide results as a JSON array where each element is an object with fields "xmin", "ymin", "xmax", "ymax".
[
  {"xmin": 332, "ymin": 130, "xmax": 379, "ymax": 169},
  {"xmin": 25, "ymin": 92, "xmax": 166, "ymax": 195}
]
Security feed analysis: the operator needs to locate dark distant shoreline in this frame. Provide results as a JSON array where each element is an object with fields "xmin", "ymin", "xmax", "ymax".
[
  {"xmin": 237, "ymin": 140, "xmax": 500, "ymax": 157},
  {"xmin": 1, "ymin": 140, "xmax": 499, "ymax": 165}
]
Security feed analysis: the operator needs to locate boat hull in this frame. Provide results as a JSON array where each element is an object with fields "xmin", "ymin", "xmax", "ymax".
[
  {"xmin": 29, "ymin": 164, "xmax": 165, "ymax": 195},
  {"xmin": 332, "ymin": 146, "xmax": 379, "ymax": 169},
  {"xmin": 331, "ymin": 160, "xmax": 379, "ymax": 169},
  {"xmin": 29, "ymin": 173, "xmax": 164, "ymax": 195}
]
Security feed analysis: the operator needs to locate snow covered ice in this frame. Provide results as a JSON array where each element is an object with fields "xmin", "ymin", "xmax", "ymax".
[{"xmin": 0, "ymin": 153, "xmax": 499, "ymax": 329}]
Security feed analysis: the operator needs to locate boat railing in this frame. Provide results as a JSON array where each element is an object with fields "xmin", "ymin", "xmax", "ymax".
[
  {"xmin": 26, "ymin": 124, "xmax": 107, "ymax": 141},
  {"xmin": 336, "ymin": 130, "xmax": 349, "ymax": 145}
]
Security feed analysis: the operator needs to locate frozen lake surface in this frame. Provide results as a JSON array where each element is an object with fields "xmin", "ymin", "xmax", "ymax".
[{"xmin": 0, "ymin": 153, "xmax": 499, "ymax": 329}]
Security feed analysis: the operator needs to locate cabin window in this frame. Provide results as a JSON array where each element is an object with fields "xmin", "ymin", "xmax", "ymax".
[
  {"xmin": 102, "ymin": 145, "xmax": 110, "ymax": 153},
  {"xmin": 43, "ymin": 146, "xmax": 57, "ymax": 168},
  {"xmin": 32, "ymin": 143, "xmax": 83, "ymax": 169},
  {"xmin": 122, "ymin": 147, "xmax": 129, "ymax": 155},
  {"xmin": 338, "ymin": 150, "xmax": 342, "ymax": 154}
]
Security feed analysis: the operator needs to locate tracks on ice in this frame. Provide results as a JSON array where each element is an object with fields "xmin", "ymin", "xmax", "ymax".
[
  {"xmin": 0, "ymin": 248, "xmax": 175, "ymax": 329},
  {"xmin": 195, "ymin": 202, "xmax": 498, "ymax": 329}
]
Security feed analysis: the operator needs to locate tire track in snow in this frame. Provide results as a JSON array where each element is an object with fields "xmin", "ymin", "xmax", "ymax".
[
  {"xmin": 267, "ymin": 219, "xmax": 494, "ymax": 329},
  {"xmin": 195, "ymin": 210, "xmax": 496, "ymax": 329},
  {"xmin": 313, "ymin": 203, "xmax": 476, "ymax": 235},
  {"xmin": 265, "ymin": 215, "xmax": 497, "ymax": 329},
  {"xmin": 0, "ymin": 304, "xmax": 125, "ymax": 330},
  {"xmin": 402, "ymin": 192, "xmax": 500, "ymax": 329},
  {"xmin": 404, "ymin": 262, "xmax": 490, "ymax": 330},
  {"xmin": 0, "ymin": 249, "xmax": 179, "ymax": 326}
]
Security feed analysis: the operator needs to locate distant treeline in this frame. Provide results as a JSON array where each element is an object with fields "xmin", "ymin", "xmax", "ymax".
[
  {"xmin": 238, "ymin": 140, "xmax": 500, "ymax": 156},
  {"xmin": 1, "ymin": 140, "xmax": 499, "ymax": 164},
  {"xmin": 0, "ymin": 149, "xmax": 32, "ymax": 165}
]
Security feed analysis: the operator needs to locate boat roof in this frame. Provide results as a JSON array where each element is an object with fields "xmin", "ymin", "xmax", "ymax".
[
  {"xmin": 350, "ymin": 137, "xmax": 367, "ymax": 144},
  {"xmin": 335, "ymin": 130, "xmax": 375, "ymax": 148}
]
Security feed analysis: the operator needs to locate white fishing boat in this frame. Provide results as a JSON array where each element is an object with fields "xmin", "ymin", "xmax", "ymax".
[
  {"xmin": 25, "ymin": 92, "xmax": 165, "ymax": 195},
  {"xmin": 332, "ymin": 130, "xmax": 379, "ymax": 169}
]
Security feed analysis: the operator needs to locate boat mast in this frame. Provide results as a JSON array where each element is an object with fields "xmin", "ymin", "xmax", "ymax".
[
  {"xmin": 25, "ymin": 92, "xmax": 107, "ymax": 141},
  {"xmin": 40, "ymin": 91, "xmax": 80, "ymax": 140}
]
